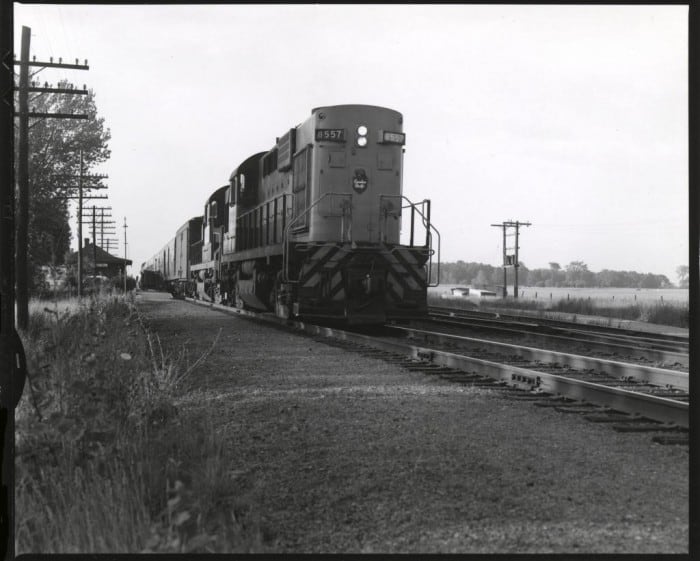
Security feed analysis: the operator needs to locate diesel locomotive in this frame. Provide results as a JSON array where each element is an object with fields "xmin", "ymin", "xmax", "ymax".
[{"xmin": 141, "ymin": 104, "xmax": 439, "ymax": 324}]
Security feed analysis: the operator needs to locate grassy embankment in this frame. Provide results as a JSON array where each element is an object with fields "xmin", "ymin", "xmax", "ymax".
[
  {"xmin": 428, "ymin": 294, "xmax": 689, "ymax": 329},
  {"xmin": 16, "ymin": 293, "xmax": 264, "ymax": 553}
]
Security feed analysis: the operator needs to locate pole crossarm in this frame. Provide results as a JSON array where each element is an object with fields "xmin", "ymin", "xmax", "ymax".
[
  {"xmin": 57, "ymin": 195, "xmax": 108, "ymax": 200},
  {"xmin": 26, "ymin": 112, "xmax": 89, "ymax": 119},
  {"xmin": 27, "ymin": 86, "xmax": 88, "ymax": 95},
  {"xmin": 53, "ymin": 173, "xmax": 108, "ymax": 179},
  {"xmin": 57, "ymin": 185, "xmax": 108, "ymax": 190},
  {"xmin": 14, "ymin": 59, "xmax": 89, "ymax": 71}
]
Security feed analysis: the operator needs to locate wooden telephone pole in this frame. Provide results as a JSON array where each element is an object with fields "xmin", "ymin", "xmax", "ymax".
[
  {"xmin": 79, "ymin": 206, "xmax": 115, "ymax": 276},
  {"xmin": 14, "ymin": 25, "xmax": 90, "ymax": 327},
  {"xmin": 491, "ymin": 220, "xmax": 531, "ymax": 298},
  {"xmin": 123, "ymin": 217, "xmax": 128, "ymax": 292},
  {"xmin": 55, "ymin": 163, "xmax": 108, "ymax": 294}
]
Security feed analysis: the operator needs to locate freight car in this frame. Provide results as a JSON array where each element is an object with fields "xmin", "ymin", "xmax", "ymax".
[{"xmin": 142, "ymin": 104, "xmax": 439, "ymax": 324}]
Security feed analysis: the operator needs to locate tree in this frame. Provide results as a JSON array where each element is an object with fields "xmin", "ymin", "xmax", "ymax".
[
  {"xmin": 676, "ymin": 265, "xmax": 689, "ymax": 288},
  {"xmin": 15, "ymin": 81, "xmax": 111, "ymax": 290},
  {"xmin": 565, "ymin": 261, "xmax": 590, "ymax": 287},
  {"xmin": 548, "ymin": 262, "xmax": 562, "ymax": 286}
]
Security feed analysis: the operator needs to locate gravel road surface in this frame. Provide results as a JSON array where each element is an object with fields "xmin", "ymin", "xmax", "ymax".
[{"xmin": 136, "ymin": 291, "xmax": 688, "ymax": 553}]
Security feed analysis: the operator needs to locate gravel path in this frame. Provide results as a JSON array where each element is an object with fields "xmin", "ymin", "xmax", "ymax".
[{"xmin": 136, "ymin": 291, "xmax": 688, "ymax": 553}]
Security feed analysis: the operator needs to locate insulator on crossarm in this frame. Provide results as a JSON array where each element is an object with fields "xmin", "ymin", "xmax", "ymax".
[
  {"xmin": 84, "ymin": 59, "xmax": 88, "ymax": 65},
  {"xmin": 44, "ymin": 81, "xmax": 48, "ymax": 88},
  {"xmin": 83, "ymin": 84, "xmax": 86, "ymax": 90},
  {"xmin": 50, "ymin": 57, "xmax": 53, "ymax": 63},
  {"xmin": 59, "ymin": 57, "xmax": 62, "ymax": 63},
  {"xmin": 32, "ymin": 55, "xmax": 35, "ymax": 61},
  {"xmin": 75, "ymin": 58, "xmax": 78, "ymax": 65}
]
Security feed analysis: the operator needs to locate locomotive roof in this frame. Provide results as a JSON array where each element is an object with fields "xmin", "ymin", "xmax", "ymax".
[
  {"xmin": 310, "ymin": 104, "xmax": 401, "ymax": 115},
  {"xmin": 228, "ymin": 151, "xmax": 266, "ymax": 181},
  {"xmin": 205, "ymin": 184, "xmax": 229, "ymax": 202}
]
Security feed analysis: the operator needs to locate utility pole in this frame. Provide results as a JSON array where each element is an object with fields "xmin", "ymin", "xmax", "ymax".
[
  {"xmin": 80, "ymin": 206, "xmax": 114, "ymax": 276},
  {"xmin": 102, "ymin": 238, "xmax": 119, "ymax": 255},
  {"xmin": 491, "ymin": 220, "xmax": 532, "ymax": 299},
  {"xmin": 78, "ymin": 152, "xmax": 84, "ymax": 289},
  {"xmin": 123, "ymin": 217, "xmax": 128, "ymax": 292},
  {"xmin": 13, "ymin": 26, "xmax": 89, "ymax": 327},
  {"xmin": 15, "ymin": 27, "xmax": 30, "ymax": 330},
  {"xmin": 55, "ymin": 166, "xmax": 108, "ymax": 294},
  {"xmin": 0, "ymin": 8, "xmax": 22, "ymax": 561}
]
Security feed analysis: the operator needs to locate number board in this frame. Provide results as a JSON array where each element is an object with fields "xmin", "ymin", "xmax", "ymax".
[
  {"xmin": 381, "ymin": 131, "xmax": 405, "ymax": 145},
  {"xmin": 315, "ymin": 128, "xmax": 346, "ymax": 142}
]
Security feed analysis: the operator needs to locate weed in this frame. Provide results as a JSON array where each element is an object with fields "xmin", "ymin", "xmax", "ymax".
[{"xmin": 16, "ymin": 293, "xmax": 263, "ymax": 553}]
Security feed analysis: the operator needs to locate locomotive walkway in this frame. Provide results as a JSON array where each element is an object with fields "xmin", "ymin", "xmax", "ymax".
[{"xmin": 135, "ymin": 291, "xmax": 688, "ymax": 553}]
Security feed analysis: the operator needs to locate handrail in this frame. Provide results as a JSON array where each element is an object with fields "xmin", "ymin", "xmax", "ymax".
[
  {"xmin": 379, "ymin": 195, "xmax": 440, "ymax": 287},
  {"xmin": 282, "ymin": 192, "xmax": 353, "ymax": 283},
  {"xmin": 424, "ymin": 213, "xmax": 441, "ymax": 287}
]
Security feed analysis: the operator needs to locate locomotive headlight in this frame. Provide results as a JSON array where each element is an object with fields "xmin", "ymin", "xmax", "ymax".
[{"xmin": 356, "ymin": 125, "xmax": 368, "ymax": 147}]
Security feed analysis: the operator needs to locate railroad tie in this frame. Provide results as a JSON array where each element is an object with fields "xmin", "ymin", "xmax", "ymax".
[
  {"xmin": 612, "ymin": 423, "xmax": 686, "ymax": 433},
  {"xmin": 651, "ymin": 435, "xmax": 689, "ymax": 446}
]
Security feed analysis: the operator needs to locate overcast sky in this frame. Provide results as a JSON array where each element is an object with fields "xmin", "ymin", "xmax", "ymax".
[{"xmin": 13, "ymin": 4, "xmax": 688, "ymax": 284}]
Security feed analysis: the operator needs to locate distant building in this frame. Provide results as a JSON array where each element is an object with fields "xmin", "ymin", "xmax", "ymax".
[{"xmin": 65, "ymin": 243, "xmax": 132, "ymax": 278}]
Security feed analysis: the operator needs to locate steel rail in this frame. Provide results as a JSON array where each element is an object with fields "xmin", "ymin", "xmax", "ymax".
[
  {"xmin": 428, "ymin": 305, "xmax": 689, "ymax": 345},
  {"xmin": 428, "ymin": 309, "xmax": 688, "ymax": 352},
  {"xmin": 293, "ymin": 322, "xmax": 689, "ymax": 429},
  {"xmin": 417, "ymin": 316, "xmax": 689, "ymax": 368},
  {"xmin": 392, "ymin": 326, "xmax": 688, "ymax": 390},
  {"xmin": 183, "ymin": 297, "xmax": 688, "ymax": 428}
]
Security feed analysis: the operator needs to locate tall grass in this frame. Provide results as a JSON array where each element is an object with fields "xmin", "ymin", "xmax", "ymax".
[
  {"xmin": 429, "ymin": 294, "xmax": 689, "ymax": 328},
  {"xmin": 16, "ymin": 293, "xmax": 265, "ymax": 553}
]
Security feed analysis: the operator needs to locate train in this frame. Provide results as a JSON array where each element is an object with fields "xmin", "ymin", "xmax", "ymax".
[{"xmin": 141, "ymin": 104, "xmax": 439, "ymax": 324}]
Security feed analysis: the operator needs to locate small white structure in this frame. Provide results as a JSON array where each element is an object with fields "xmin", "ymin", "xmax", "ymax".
[
  {"xmin": 469, "ymin": 288, "xmax": 497, "ymax": 298},
  {"xmin": 450, "ymin": 286, "xmax": 470, "ymax": 297}
]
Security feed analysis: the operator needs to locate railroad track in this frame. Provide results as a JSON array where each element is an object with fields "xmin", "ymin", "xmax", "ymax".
[
  {"xmin": 426, "ymin": 305, "xmax": 689, "ymax": 368},
  {"xmin": 185, "ymin": 298, "xmax": 689, "ymax": 445}
]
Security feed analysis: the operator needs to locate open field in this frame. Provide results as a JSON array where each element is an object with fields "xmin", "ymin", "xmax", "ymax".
[
  {"xmin": 429, "ymin": 285, "xmax": 689, "ymax": 329},
  {"xmin": 430, "ymin": 285, "xmax": 689, "ymax": 305}
]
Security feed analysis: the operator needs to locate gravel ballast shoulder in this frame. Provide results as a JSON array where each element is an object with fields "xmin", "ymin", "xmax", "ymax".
[{"xmin": 136, "ymin": 292, "xmax": 688, "ymax": 553}]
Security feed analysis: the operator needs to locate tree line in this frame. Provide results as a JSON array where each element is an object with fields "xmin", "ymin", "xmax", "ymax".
[
  {"xmin": 438, "ymin": 260, "xmax": 685, "ymax": 289},
  {"xmin": 15, "ymin": 80, "xmax": 111, "ymax": 291}
]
